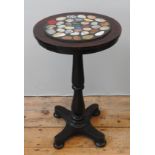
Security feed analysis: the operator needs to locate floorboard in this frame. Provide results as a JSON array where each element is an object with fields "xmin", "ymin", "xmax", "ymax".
[{"xmin": 24, "ymin": 96, "xmax": 130, "ymax": 155}]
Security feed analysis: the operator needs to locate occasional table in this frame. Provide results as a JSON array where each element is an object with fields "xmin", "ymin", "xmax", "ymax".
[{"xmin": 33, "ymin": 12, "xmax": 121, "ymax": 149}]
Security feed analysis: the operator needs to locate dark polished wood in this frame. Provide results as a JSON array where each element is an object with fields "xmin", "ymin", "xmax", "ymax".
[
  {"xmin": 33, "ymin": 12, "xmax": 122, "ymax": 149},
  {"xmin": 71, "ymin": 53, "xmax": 85, "ymax": 118}
]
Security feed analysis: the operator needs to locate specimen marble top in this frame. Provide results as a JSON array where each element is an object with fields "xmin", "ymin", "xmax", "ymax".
[{"xmin": 44, "ymin": 13, "xmax": 111, "ymax": 42}]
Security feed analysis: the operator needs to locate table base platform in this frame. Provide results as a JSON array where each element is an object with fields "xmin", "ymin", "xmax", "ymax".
[{"xmin": 53, "ymin": 104, "xmax": 106, "ymax": 149}]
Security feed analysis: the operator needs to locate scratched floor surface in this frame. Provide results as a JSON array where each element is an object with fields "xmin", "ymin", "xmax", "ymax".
[{"xmin": 24, "ymin": 96, "xmax": 130, "ymax": 155}]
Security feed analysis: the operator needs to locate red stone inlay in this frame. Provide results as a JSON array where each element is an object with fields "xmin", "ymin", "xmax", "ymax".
[{"xmin": 47, "ymin": 20, "xmax": 57, "ymax": 25}]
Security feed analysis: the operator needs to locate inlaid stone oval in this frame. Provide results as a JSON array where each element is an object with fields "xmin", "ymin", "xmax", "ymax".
[
  {"xmin": 91, "ymin": 22, "xmax": 98, "ymax": 26},
  {"xmin": 65, "ymin": 22, "xmax": 72, "ymax": 26},
  {"xmin": 56, "ymin": 21, "xmax": 64, "ymax": 25},
  {"xmin": 65, "ymin": 30, "xmax": 73, "ymax": 34},
  {"xmin": 82, "ymin": 35, "xmax": 94, "ymax": 40},
  {"xmin": 100, "ymin": 22, "xmax": 110, "ymax": 26},
  {"xmin": 100, "ymin": 26, "xmax": 110, "ymax": 31},
  {"xmin": 57, "ymin": 25, "xmax": 66, "ymax": 28},
  {"xmin": 95, "ymin": 31, "xmax": 105, "ymax": 36},
  {"xmin": 84, "ymin": 18, "xmax": 93, "ymax": 22},
  {"xmin": 71, "ymin": 32, "xmax": 80, "ymax": 36},
  {"xmin": 77, "ymin": 15, "xmax": 86, "ymax": 18},
  {"xmin": 74, "ymin": 25, "xmax": 82, "ymax": 29},
  {"xmin": 75, "ymin": 18, "xmax": 83, "ymax": 22},
  {"xmin": 57, "ymin": 28, "xmax": 65, "ymax": 32},
  {"xmin": 90, "ymin": 29, "xmax": 98, "ymax": 34},
  {"xmin": 45, "ymin": 29, "xmax": 56, "ymax": 35},
  {"xmin": 73, "ymin": 23, "xmax": 81, "ymax": 26},
  {"xmin": 73, "ymin": 36, "xmax": 81, "ymax": 40},
  {"xmin": 67, "ymin": 15, "xmax": 76, "ymax": 19},
  {"xmin": 92, "ymin": 25, "xmax": 101, "ymax": 29},
  {"xmin": 65, "ymin": 26, "xmax": 74, "ymax": 30},
  {"xmin": 56, "ymin": 17, "xmax": 66, "ymax": 21},
  {"xmin": 47, "ymin": 20, "xmax": 57, "ymax": 25},
  {"xmin": 53, "ymin": 32, "xmax": 65, "ymax": 37},
  {"xmin": 81, "ymin": 31, "xmax": 89, "ymax": 36},
  {"xmin": 83, "ymin": 27, "xmax": 91, "ymax": 31},
  {"xmin": 95, "ymin": 18, "xmax": 106, "ymax": 22},
  {"xmin": 65, "ymin": 19, "xmax": 74, "ymax": 23},
  {"xmin": 74, "ymin": 29, "xmax": 82, "ymax": 32},
  {"xmin": 87, "ymin": 15, "xmax": 96, "ymax": 19},
  {"xmin": 81, "ymin": 22, "xmax": 89, "ymax": 25}
]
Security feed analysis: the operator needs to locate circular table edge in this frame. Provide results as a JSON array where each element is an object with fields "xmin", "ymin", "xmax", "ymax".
[{"xmin": 33, "ymin": 12, "xmax": 122, "ymax": 55}]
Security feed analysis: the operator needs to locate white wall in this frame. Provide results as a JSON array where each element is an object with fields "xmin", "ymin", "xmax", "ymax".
[{"xmin": 24, "ymin": 0, "xmax": 130, "ymax": 96}]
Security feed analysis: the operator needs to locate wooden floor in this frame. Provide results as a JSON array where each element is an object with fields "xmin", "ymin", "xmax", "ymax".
[{"xmin": 24, "ymin": 96, "xmax": 130, "ymax": 155}]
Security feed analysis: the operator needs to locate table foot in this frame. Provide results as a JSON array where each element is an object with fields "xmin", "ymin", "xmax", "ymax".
[
  {"xmin": 82, "ymin": 123, "xmax": 106, "ymax": 147},
  {"xmin": 54, "ymin": 105, "xmax": 70, "ymax": 120},
  {"xmin": 85, "ymin": 104, "xmax": 101, "ymax": 117},
  {"xmin": 54, "ymin": 124, "xmax": 74, "ymax": 149},
  {"xmin": 53, "ymin": 104, "xmax": 106, "ymax": 149}
]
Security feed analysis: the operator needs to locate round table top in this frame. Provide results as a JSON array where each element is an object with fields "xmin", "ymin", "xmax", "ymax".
[{"xmin": 33, "ymin": 12, "xmax": 122, "ymax": 54}]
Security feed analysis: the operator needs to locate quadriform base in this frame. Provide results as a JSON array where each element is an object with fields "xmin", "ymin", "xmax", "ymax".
[{"xmin": 53, "ymin": 54, "xmax": 106, "ymax": 149}]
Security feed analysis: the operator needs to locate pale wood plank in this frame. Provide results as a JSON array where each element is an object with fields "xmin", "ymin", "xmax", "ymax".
[
  {"xmin": 25, "ymin": 148, "xmax": 129, "ymax": 155},
  {"xmin": 24, "ymin": 128, "xmax": 129, "ymax": 150},
  {"xmin": 24, "ymin": 96, "xmax": 130, "ymax": 128},
  {"xmin": 24, "ymin": 96, "xmax": 130, "ymax": 155}
]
